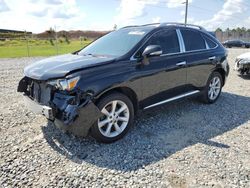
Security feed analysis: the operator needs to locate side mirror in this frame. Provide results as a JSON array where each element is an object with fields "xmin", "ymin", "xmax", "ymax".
[{"xmin": 142, "ymin": 45, "xmax": 162, "ymax": 57}]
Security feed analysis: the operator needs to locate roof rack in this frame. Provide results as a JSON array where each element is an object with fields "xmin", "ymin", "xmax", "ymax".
[
  {"xmin": 122, "ymin": 23, "xmax": 160, "ymax": 29},
  {"xmin": 121, "ymin": 22, "xmax": 206, "ymax": 31},
  {"xmin": 160, "ymin": 22, "xmax": 206, "ymax": 31}
]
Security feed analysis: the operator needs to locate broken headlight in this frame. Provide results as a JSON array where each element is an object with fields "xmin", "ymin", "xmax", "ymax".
[{"xmin": 48, "ymin": 76, "xmax": 80, "ymax": 91}]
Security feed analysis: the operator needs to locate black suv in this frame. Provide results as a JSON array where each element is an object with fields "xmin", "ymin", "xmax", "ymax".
[
  {"xmin": 18, "ymin": 23, "xmax": 229, "ymax": 143},
  {"xmin": 222, "ymin": 39, "xmax": 250, "ymax": 48}
]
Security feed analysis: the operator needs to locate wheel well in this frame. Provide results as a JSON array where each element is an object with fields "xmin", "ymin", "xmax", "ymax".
[
  {"xmin": 94, "ymin": 87, "xmax": 139, "ymax": 114},
  {"xmin": 214, "ymin": 68, "xmax": 226, "ymax": 86}
]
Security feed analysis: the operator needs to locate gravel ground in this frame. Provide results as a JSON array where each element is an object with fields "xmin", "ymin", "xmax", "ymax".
[{"xmin": 0, "ymin": 49, "xmax": 250, "ymax": 188}]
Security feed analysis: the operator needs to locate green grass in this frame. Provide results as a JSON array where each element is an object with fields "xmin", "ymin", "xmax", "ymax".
[{"xmin": 0, "ymin": 39, "xmax": 92, "ymax": 58}]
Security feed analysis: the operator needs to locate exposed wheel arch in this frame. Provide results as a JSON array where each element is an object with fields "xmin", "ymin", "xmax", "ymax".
[{"xmin": 214, "ymin": 68, "xmax": 226, "ymax": 86}]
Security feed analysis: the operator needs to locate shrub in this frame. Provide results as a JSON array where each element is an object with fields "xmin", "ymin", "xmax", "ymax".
[{"xmin": 49, "ymin": 39, "xmax": 54, "ymax": 46}]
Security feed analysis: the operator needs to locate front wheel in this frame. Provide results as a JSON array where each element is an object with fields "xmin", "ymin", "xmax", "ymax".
[
  {"xmin": 91, "ymin": 92, "xmax": 134, "ymax": 143},
  {"xmin": 200, "ymin": 72, "xmax": 223, "ymax": 104}
]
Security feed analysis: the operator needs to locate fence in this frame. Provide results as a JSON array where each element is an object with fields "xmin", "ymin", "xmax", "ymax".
[
  {"xmin": 0, "ymin": 37, "xmax": 92, "ymax": 58},
  {"xmin": 215, "ymin": 31, "xmax": 250, "ymax": 42}
]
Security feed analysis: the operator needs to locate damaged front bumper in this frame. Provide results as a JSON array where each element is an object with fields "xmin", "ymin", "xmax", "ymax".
[
  {"xmin": 235, "ymin": 59, "xmax": 250, "ymax": 74},
  {"xmin": 51, "ymin": 92, "xmax": 102, "ymax": 137},
  {"xmin": 18, "ymin": 77, "xmax": 102, "ymax": 137}
]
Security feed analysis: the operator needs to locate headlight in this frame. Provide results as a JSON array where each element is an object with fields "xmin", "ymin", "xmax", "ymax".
[
  {"xmin": 239, "ymin": 59, "xmax": 250, "ymax": 65},
  {"xmin": 48, "ymin": 76, "xmax": 80, "ymax": 91}
]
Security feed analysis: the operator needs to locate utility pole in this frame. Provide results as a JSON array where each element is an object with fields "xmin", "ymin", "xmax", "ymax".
[{"xmin": 184, "ymin": 0, "xmax": 189, "ymax": 26}]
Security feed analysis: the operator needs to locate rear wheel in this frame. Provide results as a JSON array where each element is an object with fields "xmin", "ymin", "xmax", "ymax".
[
  {"xmin": 91, "ymin": 92, "xmax": 134, "ymax": 143},
  {"xmin": 200, "ymin": 72, "xmax": 223, "ymax": 104}
]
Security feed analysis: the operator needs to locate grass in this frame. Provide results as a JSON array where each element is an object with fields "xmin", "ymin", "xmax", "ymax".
[{"xmin": 0, "ymin": 39, "xmax": 92, "ymax": 58}]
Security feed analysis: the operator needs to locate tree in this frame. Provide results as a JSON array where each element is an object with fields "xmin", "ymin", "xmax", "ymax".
[
  {"xmin": 241, "ymin": 27, "xmax": 246, "ymax": 32},
  {"xmin": 46, "ymin": 27, "xmax": 56, "ymax": 46},
  {"xmin": 46, "ymin": 27, "xmax": 55, "ymax": 38},
  {"xmin": 215, "ymin": 28, "xmax": 223, "ymax": 32},
  {"xmin": 62, "ymin": 32, "xmax": 70, "ymax": 44}
]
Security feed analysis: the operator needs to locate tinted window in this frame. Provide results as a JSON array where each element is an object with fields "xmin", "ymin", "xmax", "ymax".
[
  {"xmin": 204, "ymin": 36, "xmax": 217, "ymax": 48},
  {"xmin": 146, "ymin": 29, "xmax": 180, "ymax": 54},
  {"xmin": 181, "ymin": 29, "xmax": 206, "ymax": 51},
  {"xmin": 231, "ymin": 40, "xmax": 242, "ymax": 44},
  {"xmin": 79, "ymin": 28, "xmax": 149, "ymax": 57}
]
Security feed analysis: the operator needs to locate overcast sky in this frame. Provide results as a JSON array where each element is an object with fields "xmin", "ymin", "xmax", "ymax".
[{"xmin": 0, "ymin": 0, "xmax": 249, "ymax": 33}]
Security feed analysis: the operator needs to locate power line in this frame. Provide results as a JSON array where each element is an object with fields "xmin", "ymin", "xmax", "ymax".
[
  {"xmin": 217, "ymin": 0, "xmax": 250, "ymax": 9},
  {"xmin": 115, "ymin": 0, "xmax": 247, "ymax": 27},
  {"xmin": 189, "ymin": 4, "xmax": 245, "ymax": 22}
]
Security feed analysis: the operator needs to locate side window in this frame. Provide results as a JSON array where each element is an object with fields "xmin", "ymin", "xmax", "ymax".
[
  {"xmin": 181, "ymin": 29, "xmax": 206, "ymax": 51},
  {"xmin": 204, "ymin": 35, "xmax": 217, "ymax": 49},
  {"xmin": 146, "ymin": 29, "xmax": 180, "ymax": 54}
]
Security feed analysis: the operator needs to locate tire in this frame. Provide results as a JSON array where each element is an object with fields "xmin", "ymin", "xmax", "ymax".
[
  {"xmin": 91, "ymin": 92, "xmax": 134, "ymax": 143},
  {"xmin": 200, "ymin": 72, "xmax": 223, "ymax": 104}
]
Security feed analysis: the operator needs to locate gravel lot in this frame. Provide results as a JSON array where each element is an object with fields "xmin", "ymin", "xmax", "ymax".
[{"xmin": 0, "ymin": 49, "xmax": 250, "ymax": 188}]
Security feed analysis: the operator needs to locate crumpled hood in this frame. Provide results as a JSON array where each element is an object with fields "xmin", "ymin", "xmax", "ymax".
[{"xmin": 24, "ymin": 53, "xmax": 115, "ymax": 80}]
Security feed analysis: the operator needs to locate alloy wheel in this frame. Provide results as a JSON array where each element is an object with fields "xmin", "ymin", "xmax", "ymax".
[
  {"xmin": 98, "ymin": 100, "xmax": 130, "ymax": 138},
  {"xmin": 208, "ymin": 76, "xmax": 221, "ymax": 100}
]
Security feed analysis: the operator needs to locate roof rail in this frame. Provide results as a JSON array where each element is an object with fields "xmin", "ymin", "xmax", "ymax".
[
  {"xmin": 122, "ymin": 23, "xmax": 160, "ymax": 29},
  {"xmin": 160, "ymin": 22, "xmax": 206, "ymax": 31},
  {"xmin": 121, "ymin": 22, "xmax": 206, "ymax": 31}
]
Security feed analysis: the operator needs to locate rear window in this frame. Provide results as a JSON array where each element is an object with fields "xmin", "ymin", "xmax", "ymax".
[
  {"xmin": 204, "ymin": 36, "xmax": 217, "ymax": 49},
  {"xmin": 181, "ymin": 29, "xmax": 206, "ymax": 51}
]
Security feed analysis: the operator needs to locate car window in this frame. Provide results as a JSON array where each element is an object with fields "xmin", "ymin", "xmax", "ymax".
[
  {"xmin": 234, "ymin": 40, "xmax": 241, "ymax": 44},
  {"xmin": 204, "ymin": 35, "xmax": 217, "ymax": 49},
  {"xmin": 146, "ymin": 29, "xmax": 180, "ymax": 54},
  {"xmin": 181, "ymin": 29, "xmax": 206, "ymax": 51}
]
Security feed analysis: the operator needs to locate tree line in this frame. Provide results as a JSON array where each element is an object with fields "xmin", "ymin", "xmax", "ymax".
[{"xmin": 215, "ymin": 27, "xmax": 250, "ymax": 42}]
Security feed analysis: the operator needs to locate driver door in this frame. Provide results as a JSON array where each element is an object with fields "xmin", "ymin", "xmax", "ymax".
[{"xmin": 139, "ymin": 29, "xmax": 188, "ymax": 108}]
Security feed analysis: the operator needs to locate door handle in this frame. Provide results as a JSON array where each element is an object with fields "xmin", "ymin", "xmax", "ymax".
[
  {"xmin": 176, "ymin": 61, "xmax": 186, "ymax": 66},
  {"xmin": 208, "ymin": 56, "xmax": 216, "ymax": 61}
]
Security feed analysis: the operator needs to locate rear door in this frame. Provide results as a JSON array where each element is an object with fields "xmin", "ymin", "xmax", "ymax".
[{"xmin": 179, "ymin": 29, "xmax": 218, "ymax": 91}]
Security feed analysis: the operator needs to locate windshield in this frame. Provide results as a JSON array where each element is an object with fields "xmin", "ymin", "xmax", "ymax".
[{"xmin": 78, "ymin": 28, "xmax": 149, "ymax": 57}]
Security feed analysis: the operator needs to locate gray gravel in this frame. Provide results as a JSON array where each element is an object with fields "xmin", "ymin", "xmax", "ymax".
[{"xmin": 0, "ymin": 49, "xmax": 250, "ymax": 187}]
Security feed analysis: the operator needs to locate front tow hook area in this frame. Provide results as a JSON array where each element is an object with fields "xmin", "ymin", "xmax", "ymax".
[{"xmin": 23, "ymin": 95, "xmax": 54, "ymax": 120}]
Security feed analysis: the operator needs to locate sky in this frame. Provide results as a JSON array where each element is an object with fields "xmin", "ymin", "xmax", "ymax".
[{"xmin": 0, "ymin": 0, "xmax": 249, "ymax": 33}]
